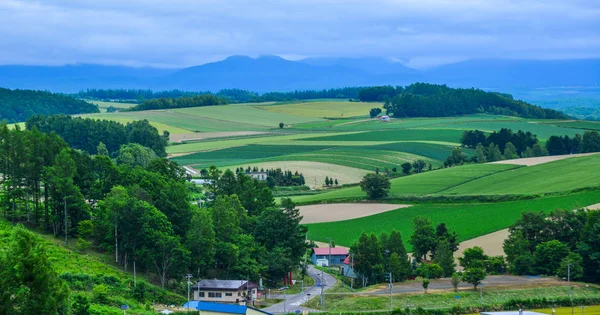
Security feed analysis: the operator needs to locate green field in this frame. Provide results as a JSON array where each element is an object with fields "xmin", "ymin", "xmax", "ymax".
[
  {"xmin": 86, "ymin": 100, "xmax": 137, "ymax": 112},
  {"xmin": 444, "ymin": 154, "xmax": 600, "ymax": 195},
  {"xmin": 301, "ymin": 129, "xmax": 465, "ymax": 143},
  {"xmin": 257, "ymin": 100, "xmax": 381, "ymax": 118},
  {"xmin": 305, "ymin": 191, "xmax": 600, "ymax": 247}
]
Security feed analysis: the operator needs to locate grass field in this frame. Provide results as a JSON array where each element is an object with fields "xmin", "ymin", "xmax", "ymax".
[
  {"xmin": 173, "ymin": 104, "xmax": 322, "ymax": 126},
  {"xmin": 444, "ymin": 154, "xmax": 600, "ymax": 195},
  {"xmin": 304, "ymin": 191, "xmax": 600, "ymax": 247},
  {"xmin": 302, "ymin": 129, "xmax": 465, "ymax": 143},
  {"xmin": 291, "ymin": 164, "xmax": 521, "ymax": 203},
  {"xmin": 86, "ymin": 100, "xmax": 137, "ymax": 112},
  {"xmin": 307, "ymin": 284, "xmax": 600, "ymax": 312},
  {"xmin": 425, "ymin": 120, "xmax": 582, "ymax": 139},
  {"xmin": 256, "ymin": 101, "xmax": 381, "ymax": 118}
]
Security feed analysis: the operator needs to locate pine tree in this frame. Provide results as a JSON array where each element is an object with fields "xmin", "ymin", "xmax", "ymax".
[{"xmin": 433, "ymin": 241, "xmax": 456, "ymax": 277}]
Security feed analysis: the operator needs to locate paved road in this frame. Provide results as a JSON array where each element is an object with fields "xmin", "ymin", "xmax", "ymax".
[{"xmin": 262, "ymin": 266, "xmax": 337, "ymax": 314}]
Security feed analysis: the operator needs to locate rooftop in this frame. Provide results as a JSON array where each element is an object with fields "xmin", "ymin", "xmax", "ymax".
[
  {"xmin": 193, "ymin": 279, "xmax": 257, "ymax": 290},
  {"xmin": 312, "ymin": 247, "xmax": 349, "ymax": 256}
]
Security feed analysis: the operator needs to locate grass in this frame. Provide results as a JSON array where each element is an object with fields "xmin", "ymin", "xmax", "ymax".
[
  {"xmin": 304, "ymin": 190, "xmax": 600, "ymax": 247},
  {"xmin": 291, "ymin": 164, "xmax": 520, "ymax": 203},
  {"xmin": 306, "ymin": 284, "xmax": 600, "ymax": 312},
  {"xmin": 86, "ymin": 100, "xmax": 137, "ymax": 112},
  {"xmin": 301, "ymin": 129, "xmax": 465, "ymax": 143},
  {"xmin": 256, "ymin": 101, "xmax": 382, "ymax": 118},
  {"xmin": 444, "ymin": 155, "xmax": 600, "ymax": 195},
  {"xmin": 0, "ymin": 220, "xmax": 183, "ymax": 314},
  {"xmin": 173, "ymin": 104, "xmax": 322, "ymax": 126},
  {"xmin": 540, "ymin": 120, "xmax": 600, "ymax": 131},
  {"xmin": 426, "ymin": 120, "xmax": 583, "ymax": 140}
]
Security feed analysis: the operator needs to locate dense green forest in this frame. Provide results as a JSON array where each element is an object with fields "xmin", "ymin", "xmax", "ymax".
[
  {"xmin": 26, "ymin": 115, "xmax": 169, "ymax": 157},
  {"xmin": 75, "ymin": 87, "xmax": 364, "ymax": 103},
  {"xmin": 127, "ymin": 94, "xmax": 228, "ymax": 111},
  {"xmin": 0, "ymin": 124, "xmax": 307, "ymax": 306},
  {"xmin": 360, "ymin": 83, "xmax": 568, "ymax": 119},
  {"xmin": 0, "ymin": 87, "xmax": 99, "ymax": 123}
]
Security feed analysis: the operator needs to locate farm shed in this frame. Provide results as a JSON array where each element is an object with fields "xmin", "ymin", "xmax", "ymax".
[{"xmin": 310, "ymin": 247, "xmax": 348, "ymax": 266}]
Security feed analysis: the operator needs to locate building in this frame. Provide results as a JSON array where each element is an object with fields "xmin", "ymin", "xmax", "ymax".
[
  {"xmin": 380, "ymin": 115, "xmax": 391, "ymax": 122},
  {"xmin": 310, "ymin": 247, "xmax": 349, "ymax": 266},
  {"xmin": 481, "ymin": 311, "xmax": 547, "ymax": 315},
  {"xmin": 245, "ymin": 171, "xmax": 268, "ymax": 181},
  {"xmin": 193, "ymin": 280, "xmax": 258, "ymax": 305},
  {"xmin": 190, "ymin": 179, "xmax": 213, "ymax": 185},
  {"xmin": 181, "ymin": 301, "xmax": 272, "ymax": 315},
  {"xmin": 341, "ymin": 255, "xmax": 356, "ymax": 278}
]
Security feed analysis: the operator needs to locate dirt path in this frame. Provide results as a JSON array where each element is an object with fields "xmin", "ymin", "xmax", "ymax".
[
  {"xmin": 586, "ymin": 203, "xmax": 600, "ymax": 210},
  {"xmin": 454, "ymin": 229, "xmax": 509, "ymax": 268},
  {"xmin": 299, "ymin": 203, "xmax": 410, "ymax": 224},
  {"xmin": 490, "ymin": 152, "xmax": 599, "ymax": 166}
]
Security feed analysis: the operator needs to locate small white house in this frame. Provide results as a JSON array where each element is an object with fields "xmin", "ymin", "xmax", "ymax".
[
  {"xmin": 244, "ymin": 172, "xmax": 268, "ymax": 181},
  {"xmin": 380, "ymin": 115, "xmax": 391, "ymax": 122}
]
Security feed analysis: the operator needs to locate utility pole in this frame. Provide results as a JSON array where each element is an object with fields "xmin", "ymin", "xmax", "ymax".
[
  {"xmin": 388, "ymin": 272, "xmax": 393, "ymax": 311},
  {"xmin": 328, "ymin": 237, "xmax": 332, "ymax": 272},
  {"xmin": 320, "ymin": 267, "xmax": 324, "ymax": 307},
  {"xmin": 186, "ymin": 274, "xmax": 193, "ymax": 313},
  {"xmin": 64, "ymin": 197, "xmax": 68, "ymax": 247},
  {"xmin": 350, "ymin": 253, "xmax": 354, "ymax": 290},
  {"xmin": 569, "ymin": 263, "xmax": 573, "ymax": 315},
  {"xmin": 480, "ymin": 286, "xmax": 483, "ymax": 304}
]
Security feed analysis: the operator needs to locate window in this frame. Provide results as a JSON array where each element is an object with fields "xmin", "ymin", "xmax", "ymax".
[
  {"xmin": 208, "ymin": 292, "xmax": 222, "ymax": 298},
  {"xmin": 226, "ymin": 293, "xmax": 233, "ymax": 297},
  {"xmin": 199, "ymin": 292, "xmax": 205, "ymax": 298}
]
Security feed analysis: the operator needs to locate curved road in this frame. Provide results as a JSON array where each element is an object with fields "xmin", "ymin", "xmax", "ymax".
[{"xmin": 263, "ymin": 266, "xmax": 337, "ymax": 314}]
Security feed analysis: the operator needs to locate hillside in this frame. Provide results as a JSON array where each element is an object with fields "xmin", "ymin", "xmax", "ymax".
[
  {"xmin": 0, "ymin": 220, "xmax": 183, "ymax": 314},
  {"xmin": 0, "ymin": 87, "xmax": 99, "ymax": 123}
]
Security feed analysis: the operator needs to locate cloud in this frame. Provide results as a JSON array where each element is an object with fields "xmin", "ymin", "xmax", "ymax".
[{"xmin": 0, "ymin": 0, "xmax": 598, "ymax": 67}]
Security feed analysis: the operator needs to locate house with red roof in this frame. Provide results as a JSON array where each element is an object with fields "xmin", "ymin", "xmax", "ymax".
[
  {"xmin": 341, "ymin": 255, "xmax": 357, "ymax": 278},
  {"xmin": 310, "ymin": 247, "xmax": 349, "ymax": 267}
]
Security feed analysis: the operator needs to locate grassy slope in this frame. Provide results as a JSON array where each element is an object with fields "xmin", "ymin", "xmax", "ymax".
[
  {"xmin": 444, "ymin": 154, "xmax": 600, "ymax": 195},
  {"xmin": 301, "ymin": 129, "xmax": 464, "ymax": 143},
  {"xmin": 173, "ymin": 104, "xmax": 322, "ymax": 126},
  {"xmin": 256, "ymin": 101, "xmax": 382, "ymax": 118},
  {"xmin": 305, "ymin": 191, "xmax": 600, "ymax": 247},
  {"xmin": 0, "ymin": 220, "xmax": 183, "ymax": 314},
  {"xmin": 291, "ymin": 164, "xmax": 519, "ymax": 203}
]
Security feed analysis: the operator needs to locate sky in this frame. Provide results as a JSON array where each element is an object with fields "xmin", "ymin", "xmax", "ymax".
[{"xmin": 0, "ymin": 0, "xmax": 599, "ymax": 68}]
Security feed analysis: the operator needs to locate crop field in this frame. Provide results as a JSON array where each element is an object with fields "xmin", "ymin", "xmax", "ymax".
[
  {"xmin": 86, "ymin": 100, "xmax": 136, "ymax": 112},
  {"xmin": 256, "ymin": 101, "xmax": 381, "ymax": 118},
  {"xmin": 444, "ymin": 154, "xmax": 600, "ymax": 195},
  {"xmin": 173, "ymin": 104, "xmax": 322, "ymax": 126},
  {"xmin": 539, "ymin": 120, "xmax": 600, "ymax": 130},
  {"xmin": 304, "ymin": 191, "xmax": 600, "ymax": 247},
  {"xmin": 425, "ymin": 120, "xmax": 582, "ymax": 139},
  {"xmin": 291, "ymin": 163, "xmax": 521, "ymax": 203},
  {"xmin": 302, "ymin": 129, "xmax": 465, "ymax": 143}
]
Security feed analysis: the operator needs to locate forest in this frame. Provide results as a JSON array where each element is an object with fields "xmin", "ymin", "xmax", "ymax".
[
  {"xmin": 359, "ymin": 83, "xmax": 568, "ymax": 119},
  {"xmin": 74, "ymin": 87, "xmax": 364, "ymax": 103},
  {"xmin": 127, "ymin": 94, "xmax": 228, "ymax": 111},
  {"xmin": 0, "ymin": 124, "xmax": 307, "ymax": 292},
  {"xmin": 0, "ymin": 87, "xmax": 99, "ymax": 123},
  {"xmin": 26, "ymin": 114, "xmax": 169, "ymax": 157}
]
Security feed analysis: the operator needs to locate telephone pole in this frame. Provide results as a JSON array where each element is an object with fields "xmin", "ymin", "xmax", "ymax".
[
  {"xmin": 388, "ymin": 272, "xmax": 393, "ymax": 311},
  {"xmin": 64, "ymin": 197, "xmax": 68, "ymax": 247},
  {"xmin": 328, "ymin": 237, "xmax": 332, "ymax": 272},
  {"xmin": 186, "ymin": 274, "xmax": 193, "ymax": 312}
]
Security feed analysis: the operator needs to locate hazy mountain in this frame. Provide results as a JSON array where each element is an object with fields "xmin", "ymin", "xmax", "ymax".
[{"xmin": 0, "ymin": 56, "xmax": 598, "ymax": 93}]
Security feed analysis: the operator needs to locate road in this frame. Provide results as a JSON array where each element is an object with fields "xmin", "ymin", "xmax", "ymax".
[{"xmin": 262, "ymin": 265, "xmax": 337, "ymax": 314}]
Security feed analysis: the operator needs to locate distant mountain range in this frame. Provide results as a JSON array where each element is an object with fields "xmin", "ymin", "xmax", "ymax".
[{"xmin": 0, "ymin": 56, "xmax": 598, "ymax": 94}]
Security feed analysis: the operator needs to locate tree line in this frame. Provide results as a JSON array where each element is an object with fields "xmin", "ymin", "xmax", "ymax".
[
  {"xmin": 0, "ymin": 87, "xmax": 99, "ymax": 123},
  {"xmin": 127, "ymin": 94, "xmax": 228, "ymax": 111},
  {"xmin": 26, "ymin": 114, "xmax": 169, "ymax": 157},
  {"xmin": 0, "ymin": 125, "xmax": 307, "ymax": 292},
  {"xmin": 234, "ymin": 166, "xmax": 306, "ymax": 187},
  {"xmin": 75, "ymin": 87, "xmax": 364, "ymax": 104},
  {"xmin": 503, "ymin": 210, "xmax": 600, "ymax": 283},
  {"xmin": 359, "ymin": 83, "xmax": 568, "ymax": 119}
]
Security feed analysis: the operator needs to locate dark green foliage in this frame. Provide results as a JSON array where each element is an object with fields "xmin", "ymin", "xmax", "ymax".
[
  {"xmin": 556, "ymin": 252, "xmax": 584, "ymax": 280},
  {"xmin": 461, "ymin": 128, "xmax": 538, "ymax": 154},
  {"xmin": 26, "ymin": 115, "xmax": 168, "ymax": 156},
  {"xmin": 72, "ymin": 294, "xmax": 90, "ymax": 315},
  {"xmin": 417, "ymin": 263, "xmax": 443, "ymax": 279},
  {"xmin": 237, "ymin": 167, "xmax": 305, "ymax": 187},
  {"xmin": 409, "ymin": 216, "xmax": 437, "ymax": 261},
  {"xmin": 534, "ymin": 240, "xmax": 570, "ymax": 275},
  {"xmin": 369, "ymin": 107, "xmax": 382, "ymax": 117},
  {"xmin": 433, "ymin": 241, "xmax": 456, "ymax": 277},
  {"xmin": 0, "ymin": 87, "xmax": 99, "ymax": 123},
  {"xmin": 459, "ymin": 247, "xmax": 487, "ymax": 269},
  {"xmin": 279, "ymin": 122, "xmax": 284, "ymax": 128},
  {"xmin": 359, "ymin": 173, "xmax": 391, "ymax": 199},
  {"xmin": 545, "ymin": 131, "xmax": 600, "ymax": 155},
  {"xmin": 462, "ymin": 267, "xmax": 486, "ymax": 289},
  {"xmin": 0, "ymin": 226, "xmax": 70, "ymax": 314},
  {"xmin": 128, "ymin": 94, "xmax": 228, "ymax": 111},
  {"xmin": 371, "ymin": 83, "xmax": 568, "ymax": 119}
]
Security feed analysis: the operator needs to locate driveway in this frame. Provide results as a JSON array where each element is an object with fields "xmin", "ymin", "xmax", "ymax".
[{"xmin": 262, "ymin": 265, "xmax": 337, "ymax": 314}]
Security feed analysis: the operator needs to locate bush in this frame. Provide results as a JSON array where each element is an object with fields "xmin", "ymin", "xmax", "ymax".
[{"xmin": 92, "ymin": 284, "xmax": 109, "ymax": 303}]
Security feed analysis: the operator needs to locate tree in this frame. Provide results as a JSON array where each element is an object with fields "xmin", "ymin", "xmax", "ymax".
[
  {"xmin": 486, "ymin": 143, "xmax": 503, "ymax": 161},
  {"xmin": 334, "ymin": 178, "xmax": 338, "ymax": 185},
  {"xmin": 582, "ymin": 130, "xmax": 600, "ymax": 152},
  {"xmin": 387, "ymin": 230, "xmax": 411, "ymax": 281},
  {"xmin": 451, "ymin": 272, "xmax": 461, "ymax": 292},
  {"xmin": 325, "ymin": 176, "xmax": 330, "ymax": 186},
  {"xmin": 369, "ymin": 107, "xmax": 382, "ymax": 117},
  {"xmin": 185, "ymin": 207, "xmax": 216, "ymax": 277},
  {"xmin": 475, "ymin": 143, "xmax": 487, "ymax": 163},
  {"xmin": 409, "ymin": 216, "xmax": 437, "ymax": 260},
  {"xmin": 459, "ymin": 247, "xmax": 487, "ymax": 269},
  {"xmin": 0, "ymin": 226, "xmax": 69, "ymax": 314},
  {"xmin": 532, "ymin": 143, "xmax": 549, "ymax": 156},
  {"xmin": 485, "ymin": 256, "xmax": 507, "ymax": 275},
  {"xmin": 422, "ymin": 278, "xmax": 430, "ymax": 293},
  {"xmin": 578, "ymin": 211, "xmax": 600, "ymax": 283},
  {"xmin": 433, "ymin": 241, "xmax": 455, "ymax": 277},
  {"xmin": 462, "ymin": 267, "xmax": 486, "ymax": 290},
  {"xmin": 279, "ymin": 122, "xmax": 284, "ymax": 129},
  {"xmin": 435, "ymin": 223, "xmax": 459, "ymax": 253},
  {"xmin": 412, "ymin": 159, "xmax": 427, "ymax": 173},
  {"xmin": 556, "ymin": 252, "xmax": 584, "ymax": 281},
  {"xmin": 503, "ymin": 142, "xmax": 518, "ymax": 159},
  {"xmin": 96, "ymin": 142, "xmax": 109, "ymax": 156},
  {"xmin": 401, "ymin": 162, "xmax": 412, "ymax": 175},
  {"xmin": 114, "ymin": 143, "xmax": 158, "ymax": 167},
  {"xmin": 417, "ymin": 263, "xmax": 443, "ymax": 279},
  {"xmin": 534, "ymin": 240, "xmax": 570, "ymax": 275},
  {"xmin": 359, "ymin": 173, "xmax": 391, "ymax": 199}
]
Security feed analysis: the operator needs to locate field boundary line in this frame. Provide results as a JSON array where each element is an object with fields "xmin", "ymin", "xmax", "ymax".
[{"xmin": 432, "ymin": 165, "xmax": 523, "ymax": 194}]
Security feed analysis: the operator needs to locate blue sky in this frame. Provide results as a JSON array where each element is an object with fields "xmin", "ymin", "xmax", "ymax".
[{"xmin": 1, "ymin": 0, "xmax": 598, "ymax": 68}]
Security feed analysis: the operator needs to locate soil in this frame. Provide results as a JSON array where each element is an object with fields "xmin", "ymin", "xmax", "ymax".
[
  {"xmin": 298, "ymin": 203, "xmax": 410, "ymax": 224},
  {"xmin": 490, "ymin": 152, "xmax": 599, "ymax": 166}
]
